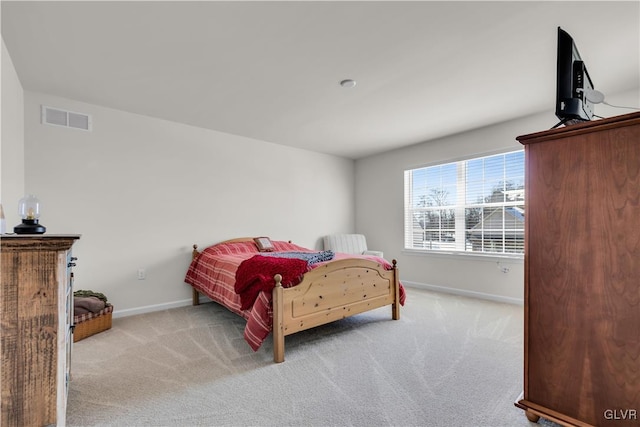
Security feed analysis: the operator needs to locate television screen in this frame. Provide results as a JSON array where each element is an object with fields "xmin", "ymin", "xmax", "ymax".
[{"xmin": 555, "ymin": 27, "xmax": 595, "ymax": 125}]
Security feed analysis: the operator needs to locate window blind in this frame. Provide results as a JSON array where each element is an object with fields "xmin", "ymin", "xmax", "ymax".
[{"xmin": 404, "ymin": 150, "xmax": 525, "ymax": 255}]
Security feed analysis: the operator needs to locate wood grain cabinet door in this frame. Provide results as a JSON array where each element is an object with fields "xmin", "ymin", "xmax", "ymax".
[{"xmin": 518, "ymin": 113, "xmax": 640, "ymax": 427}]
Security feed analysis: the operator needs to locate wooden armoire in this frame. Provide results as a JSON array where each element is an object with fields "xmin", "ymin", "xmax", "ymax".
[{"xmin": 515, "ymin": 112, "xmax": 640, "ymax": 426}]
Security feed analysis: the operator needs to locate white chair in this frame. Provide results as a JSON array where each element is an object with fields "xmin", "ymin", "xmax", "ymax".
[{"xmin": 323, "ymin": 234, "xmax": 383, "ymax": 258}]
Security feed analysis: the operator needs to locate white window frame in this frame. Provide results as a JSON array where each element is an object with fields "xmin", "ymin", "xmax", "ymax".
[{"xmin": 404, "ymin": 150, "xmax": 525, "ymax": 257}]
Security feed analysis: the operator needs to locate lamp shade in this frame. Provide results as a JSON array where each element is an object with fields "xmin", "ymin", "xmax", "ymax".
[
  {"xmin": 14, "ymin": 195, "xmax": 46, "ymax": 234},
  {"xmin": 18, "ymin": 195, "xmax": 41, "ymax": 220}
]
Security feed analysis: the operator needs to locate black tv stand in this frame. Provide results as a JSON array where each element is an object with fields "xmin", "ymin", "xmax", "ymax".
[{"xmin": 551, "ymin": 117, "xmax": 587, "ymax": 129}]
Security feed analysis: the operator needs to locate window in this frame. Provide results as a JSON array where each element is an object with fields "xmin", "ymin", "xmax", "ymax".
[{"xmin": 404, "ymin": 150, "xmax": 524, "ymax": 256}]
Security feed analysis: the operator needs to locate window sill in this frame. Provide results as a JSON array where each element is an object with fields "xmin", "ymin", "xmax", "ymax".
[{"xmin": 401, "ymin": 248, "xmax": 523, "ymax": 263}]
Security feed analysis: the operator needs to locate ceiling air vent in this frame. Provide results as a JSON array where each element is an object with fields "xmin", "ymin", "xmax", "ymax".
[{"xmin": 41, "ymin": 105, "xmax": 92, "ymax": 131}]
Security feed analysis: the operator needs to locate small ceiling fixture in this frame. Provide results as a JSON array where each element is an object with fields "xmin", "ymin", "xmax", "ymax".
[{"xmin": 340, "ymin": 79, "xmax": 357, "ymax": 88}]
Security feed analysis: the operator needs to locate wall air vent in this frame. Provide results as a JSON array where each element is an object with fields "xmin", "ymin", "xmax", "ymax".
[{"xmin": 41, "ymin": 105, "xmax": 92, "ymax": 131}]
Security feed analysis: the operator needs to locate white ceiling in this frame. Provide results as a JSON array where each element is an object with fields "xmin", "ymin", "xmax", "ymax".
[{"xmin": 2, "ymin": 1, "xmax": 639, "ymax": 159}]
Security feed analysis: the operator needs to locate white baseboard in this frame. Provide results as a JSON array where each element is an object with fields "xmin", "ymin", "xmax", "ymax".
[
  {"xmin": 112, "ymin": 295, "xmax": 212, "ymax": 318},
  {"xmin": 403, "ymin": 280, "xmax": 524, "ymax": 306},
  {"xmin": 113, "ymin": 283, "xmax": 522, "ymax": 319}
]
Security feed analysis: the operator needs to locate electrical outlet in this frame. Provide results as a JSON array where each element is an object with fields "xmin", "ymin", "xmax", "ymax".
[
  {"xmin": 496, "ymin": 262, "xmax": 510, "ymax": 274},
  {"xmin": 137, "ymin": 269, "xmax": 146, "ymax": 280}
]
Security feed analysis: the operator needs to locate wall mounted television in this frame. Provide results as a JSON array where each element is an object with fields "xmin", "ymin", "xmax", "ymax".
[{"xmin": 555, "ymin": 27, "xmax": 595, "ymax": 127}]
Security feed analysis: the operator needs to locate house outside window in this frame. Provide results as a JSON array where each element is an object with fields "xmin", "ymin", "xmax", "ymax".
[{"xmin": 404, "ymin": 150, "xmax": 525, "ymax": 256}]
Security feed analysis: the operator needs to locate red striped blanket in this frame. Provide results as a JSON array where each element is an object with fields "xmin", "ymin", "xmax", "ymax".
[{"xmin": 185, "ymin": 240, "xmax": 314, "ymax": 350}]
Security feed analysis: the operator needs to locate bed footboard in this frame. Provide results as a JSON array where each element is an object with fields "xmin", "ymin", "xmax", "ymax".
[{"xmin": 272, "ymin": 258, "xmax": 399, "ymax": 363}]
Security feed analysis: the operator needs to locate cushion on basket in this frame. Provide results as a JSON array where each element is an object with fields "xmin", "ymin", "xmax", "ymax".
[{"xmin": 74, "ymin": 296, "xmax": 106, "ymax": 315}]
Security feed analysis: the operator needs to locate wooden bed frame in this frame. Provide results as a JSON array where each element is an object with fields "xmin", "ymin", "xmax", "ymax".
[{"xmin": 190, "ymin": 238, "xmax": 401, "ymax": 363}]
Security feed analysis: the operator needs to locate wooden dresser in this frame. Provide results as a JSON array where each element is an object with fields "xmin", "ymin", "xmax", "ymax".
[
  {"xmin": 1, "ymin": 234, "xmax": 80, "ymax": 427},
  {"xmin": 515, "ymin": 112, "xmax": 640, "ymax": 426}
]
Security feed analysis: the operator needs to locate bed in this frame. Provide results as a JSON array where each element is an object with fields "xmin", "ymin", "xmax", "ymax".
[{"xmin": 184, "ymin": 237, "xmax": 405, "ymax": 363}]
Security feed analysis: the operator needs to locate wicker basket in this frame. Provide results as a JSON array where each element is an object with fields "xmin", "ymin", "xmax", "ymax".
[{"xmin": 73, "ymin": 304, "xmax": 113, "ymax": 342}]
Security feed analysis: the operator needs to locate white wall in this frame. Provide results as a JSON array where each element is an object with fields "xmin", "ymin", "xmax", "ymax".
[
  {"xmin": 17, "ymin": 83, "xmax": 640, "ymax": 312},
  {"xmin": 355, "ymin": 89, "xmax": 640, "ymax": 304},
  {"xmin": 1, "ymin": 38, "xmax": 25, "ymax": 227},
  {"xmin": 24, "ymin": 92, "xmax": 355, "ymax": 315}
]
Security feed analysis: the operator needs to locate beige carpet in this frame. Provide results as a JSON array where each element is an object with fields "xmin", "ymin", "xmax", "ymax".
[{"xmin": 67, "ymin": 287, "xmax": 550, "ymax": 426}]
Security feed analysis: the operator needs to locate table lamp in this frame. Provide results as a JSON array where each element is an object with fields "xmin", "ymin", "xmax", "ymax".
[{"xmin": 14, "ymin": 195, "xmax": 46, "ymax": 234}]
